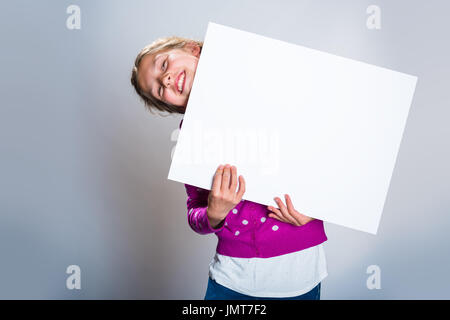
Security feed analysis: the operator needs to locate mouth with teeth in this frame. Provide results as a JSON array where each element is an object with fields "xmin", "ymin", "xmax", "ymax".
[{"xmin": 176, "ymin": 71, "xmax": 186, "ymax": 94}]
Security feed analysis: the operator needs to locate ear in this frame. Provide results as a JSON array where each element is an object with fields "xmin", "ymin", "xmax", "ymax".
[{"xmin": 184, "ymin": 41, "xmax": 201, "ymax": 58}]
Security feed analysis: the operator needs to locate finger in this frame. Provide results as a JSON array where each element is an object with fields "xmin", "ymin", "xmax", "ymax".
[
  {"xmin": 211, "ymin": 164, "xmax": 223, "ymax": 194},
  {"xmin": 221, "ymin": 164, "xmax": 231, "ymax": 192},
  {"xmin": 274, "ymin": 197, "xmax": 299, "ymax": 226},
  {"xmin": 284, "ymin": 194, "xmax": 303, "ymax": 226},
  {"xmin": 285, "ymin": 194, "xmax": 295, "ymax": 213},
  {"xmin": 236, "ymin": 175, "xmax": 246, "ymax": 200},
  {"xmin": 268, "ymin": 213, "xmax": 286, "ymax": 223},
  {"xmin": 285, "ymin": 194, "xmax": 313, "ymax": 225},
  {"xmin": 229, "ymin": 165, "xmax": 238, "ymax": 192},
  {"xmin": 267, "ymin": 205, "xmax": 287, "ymax": 223}
]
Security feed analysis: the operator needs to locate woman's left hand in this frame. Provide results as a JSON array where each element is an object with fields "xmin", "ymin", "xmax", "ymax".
[{"xmin": 267, "ymin": 194, "xmax": 315, "ymax": 226}]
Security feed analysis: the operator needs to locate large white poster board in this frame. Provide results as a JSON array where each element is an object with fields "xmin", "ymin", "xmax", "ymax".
[{"xmin": 168, "ymin": 22, "xmax": 418, "ymax": 234}]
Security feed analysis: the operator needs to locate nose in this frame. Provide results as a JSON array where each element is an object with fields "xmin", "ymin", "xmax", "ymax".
[{"xmin": 162, "ymin": 72, "xmax": 173, "ymax": 89}]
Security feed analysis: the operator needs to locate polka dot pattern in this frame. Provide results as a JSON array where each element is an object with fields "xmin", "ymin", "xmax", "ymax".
[{"xmin": 185, "ymin": 182, "xmax": 326, "ymax": 257}]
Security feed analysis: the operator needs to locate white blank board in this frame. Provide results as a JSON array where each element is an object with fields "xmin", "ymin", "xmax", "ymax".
[{"xmin": 168, "ymin": 22, "xmax": 418, "ymax": 234}]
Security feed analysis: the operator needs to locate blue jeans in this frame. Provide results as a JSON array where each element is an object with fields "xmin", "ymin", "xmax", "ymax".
[{"xmin": 204, "ymin": 277, "xmax": 321, "ymax": 300}]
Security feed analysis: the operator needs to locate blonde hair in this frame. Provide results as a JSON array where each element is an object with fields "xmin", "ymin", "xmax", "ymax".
[{"xmin": 130, "ymin": 36, "xmax": 203, "ymax": 116}]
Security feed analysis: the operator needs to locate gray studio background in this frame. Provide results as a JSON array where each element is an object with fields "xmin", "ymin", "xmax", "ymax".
[{"xmin": 1, "ymin": 0, "xmax": 449, "ymax": 299}]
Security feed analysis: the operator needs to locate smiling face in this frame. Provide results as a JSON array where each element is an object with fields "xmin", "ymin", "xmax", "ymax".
[{"xmin": 137, "ymin": 42, "xmax": 201, "ymax": 109}]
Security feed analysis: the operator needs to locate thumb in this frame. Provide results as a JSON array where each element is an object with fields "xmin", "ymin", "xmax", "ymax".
[{"xmin": 236, "ymin": 175, "xmax": 246, "ymax": 201}]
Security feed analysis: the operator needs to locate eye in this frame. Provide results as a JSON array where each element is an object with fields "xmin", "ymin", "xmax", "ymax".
[{"xmin": 162, "ymin": 59, "xmax": 167, "ymax": 71}]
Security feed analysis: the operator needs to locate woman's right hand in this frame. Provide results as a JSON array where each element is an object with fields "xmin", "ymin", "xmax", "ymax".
[{"xmin": 207, "ymin": 164, "xmax": 246, "ymax": 229}]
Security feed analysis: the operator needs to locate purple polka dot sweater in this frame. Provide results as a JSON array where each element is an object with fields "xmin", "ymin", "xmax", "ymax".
[{"xmin": 180, "ymin": 119, "xmax": 328, "ymax": 258}]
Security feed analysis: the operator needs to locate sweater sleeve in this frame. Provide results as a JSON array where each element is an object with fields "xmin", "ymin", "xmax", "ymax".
[{"xmin": 185, "ymin": 184, "xmax": 225, "ymax": 235}]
